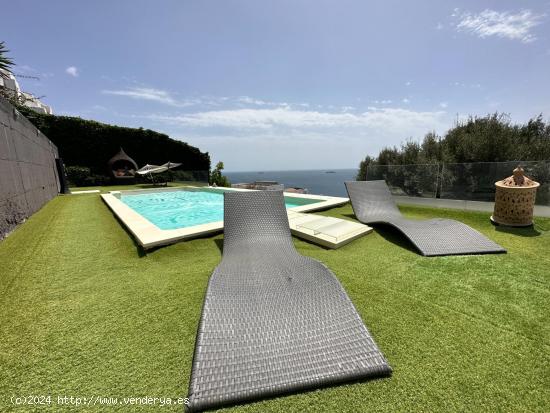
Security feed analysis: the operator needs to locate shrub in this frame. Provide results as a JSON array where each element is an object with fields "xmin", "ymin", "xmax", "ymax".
[
  {"xmin": 359, "ymin": 113, "xmax": 550, "ymax": 171},
  {"xmin": 66, "ymin": 166, "xmax": 91, "ymax": 186},
  {"xmin": 66, "ymin": 166, "xmax": 109, "ymax": 187},
  {"xmin": 209, "ymin": 162, "xmax": 231, "ymax": 187}
]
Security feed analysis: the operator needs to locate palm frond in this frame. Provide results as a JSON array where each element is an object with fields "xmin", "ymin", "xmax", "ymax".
[{"xmin": 0, "ymin": 41, "xmax": 15, "ymax": 77}]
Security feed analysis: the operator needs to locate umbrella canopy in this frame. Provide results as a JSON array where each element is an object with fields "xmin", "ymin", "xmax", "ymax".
[
  {"xmin": 137, "ymin": 164, "xmax": 164, "ymax": 175},
  {"xmin": 136, "ymin": 162, "xmax": 182, "ymax": 175},
  {"xmin": 162, "ymin": 161, "xmax": 182, "ymax": 170}
]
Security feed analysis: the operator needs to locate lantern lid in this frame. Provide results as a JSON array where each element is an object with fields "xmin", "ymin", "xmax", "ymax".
[{"xmin": 496, "ymin": 166, "xmax": 539, "ymax": 188}]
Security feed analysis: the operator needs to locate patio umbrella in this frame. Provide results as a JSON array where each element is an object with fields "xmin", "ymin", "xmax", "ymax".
[
  {"xmin": 161, "ymin": 161, "xmax": 182, "ymax": 170},
  {"xmin": 136, "ymin": 162, "xmax": 182, "ymax": 183},
  {"xmin": 136, "ymin": 164, "xmax": 163, "ymax": 175},
  {"xmin": 136, "ymin": 162, "xmax": 182, "ymax": 175}
]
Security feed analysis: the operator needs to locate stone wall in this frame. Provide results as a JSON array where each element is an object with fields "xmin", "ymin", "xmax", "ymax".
[{"xmin": 0, "ymin": 96, "xmax": 60, "ymax": 239}]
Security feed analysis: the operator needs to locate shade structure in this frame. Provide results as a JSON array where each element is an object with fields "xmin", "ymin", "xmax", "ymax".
[
  {"xmin": 107, "ymin": 147, "xmax": 138, "ymax": 180},
  {"xmin": 136, "ymin": 161, "xmax": 182, "ymax": 175}
]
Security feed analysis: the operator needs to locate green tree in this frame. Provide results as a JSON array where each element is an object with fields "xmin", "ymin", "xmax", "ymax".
[
  {"xmin": 420, "ymin": 132, "xmax": 443, "ymax": 163},
  {"xmin": 0, "ymin": 41, "xmax": 17, "ymax": 103},
  {"xmin": 0, "ymin": 41, "xmax": 14, "ymax": 76},
  {"xmin": 209, "ymin": 161, "xmax": 231, "ymax": 187},
  {"xmin": 377, "ymin": 147, "xmax": 401, "ymax": 165},
  {"xmin": 442, "ymin": 113, "xmax": 517, "ymax": 163},
  {"xmin": 363, "ymin": 113, "xmax": 550, "ymax": 168},
  {"xmin": 399, "ymin": 140, "xmax": 423, "ymax": 164},
  {"xmin": 518, "ymin": 115, "xmax": 550, "ymax": 160},
  {"xmin": 356, "ymin": 112, "xmax": 550, "ymax": 200},
  {"xmin": 356, "ymin": 155, "xmax": 375, "ymax": 180}
]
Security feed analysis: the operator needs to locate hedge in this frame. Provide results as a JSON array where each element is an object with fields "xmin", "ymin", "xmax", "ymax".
[{"xmin": 18, "ymin": 107, "xmax": 210, "ymax": 175}]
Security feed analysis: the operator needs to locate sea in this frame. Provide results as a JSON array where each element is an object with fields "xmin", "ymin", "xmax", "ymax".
[{"xmin": 225, "ymin": 169, "xmax": 357, "ymax": 197}]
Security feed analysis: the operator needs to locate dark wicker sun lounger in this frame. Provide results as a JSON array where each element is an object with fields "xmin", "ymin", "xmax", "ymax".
[
  {"xmin": 186, "ymin": 190, "xmax": 391, "ymax": 412},
  {"xmin": 345, "ymin": 180, "xmax": 506, "ymax": 257}
]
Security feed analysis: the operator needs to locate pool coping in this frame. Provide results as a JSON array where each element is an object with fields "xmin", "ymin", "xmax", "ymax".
[{"xmin": 101, "ymin": 186, "xmax": 349, "ymax": 249}]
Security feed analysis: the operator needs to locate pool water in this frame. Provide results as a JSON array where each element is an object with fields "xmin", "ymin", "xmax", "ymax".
[{"xmin": 120, "ymin": 189, "xmax": 321, "ymax": 230}]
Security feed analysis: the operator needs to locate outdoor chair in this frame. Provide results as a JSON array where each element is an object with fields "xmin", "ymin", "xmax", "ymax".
[
  {"xmin": 186, "ymin": 190, "xmax": 391, "ymax": 411},
  {"xmin": 345, "ymin": 180, "xmax": 506, "ymax": 256}
]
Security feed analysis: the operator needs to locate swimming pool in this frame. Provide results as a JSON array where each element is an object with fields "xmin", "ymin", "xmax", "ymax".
[
  {"xmin": 102, "ymin": 187, "xmax": 349, "ymax": 248},
  {"xmin": 120, "ymin": 188, "xmax": 323, "ymax": 230}
]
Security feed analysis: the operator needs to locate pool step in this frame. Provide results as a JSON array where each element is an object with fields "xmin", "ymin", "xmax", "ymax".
[{"xmin": 287, "ymin": 211, "xmax": 372, "ymax": 249}]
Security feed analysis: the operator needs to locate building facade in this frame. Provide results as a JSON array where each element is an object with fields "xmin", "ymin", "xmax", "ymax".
[{"xmin": 0, "ymin": 69, "xmax": 53, "ymax": 115}]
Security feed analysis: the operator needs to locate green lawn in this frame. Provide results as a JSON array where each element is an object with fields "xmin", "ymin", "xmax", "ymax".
[{"xmin": 1, "ymin": 192, "xmax": 549, "ymax": 412}]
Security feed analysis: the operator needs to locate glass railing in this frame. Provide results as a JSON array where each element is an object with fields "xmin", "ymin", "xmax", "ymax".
[
  {"xmin": 169, "ymin": 170, "xmax": 210, "ymax": 186},
  {"xmin": 366, "ymin": 161, "xmax": 550, "ymax": 206},
  {"xmin": 439, "ymin": 161, "xmax": 550, "ymax": 205},
  {"xmin": 365, "ymin": 163, "xmax": 439, "ymax": 198}
]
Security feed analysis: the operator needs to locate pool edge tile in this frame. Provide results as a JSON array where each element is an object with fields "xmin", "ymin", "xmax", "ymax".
[{"xmin": 102, "ymin": 187, "xmax": 349, "ymax": 249}]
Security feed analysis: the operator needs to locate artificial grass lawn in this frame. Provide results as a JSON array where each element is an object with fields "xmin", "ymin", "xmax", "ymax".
[{"xmin": 1, "ymin": 192, "xmax": 549, "ymax": 412}]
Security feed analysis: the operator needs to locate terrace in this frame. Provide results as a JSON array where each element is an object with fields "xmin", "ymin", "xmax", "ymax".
[
  {"xmin": 3, "ymin": 2, "xmax": 550, "ymax": 409},
  {"xmin": 1, "ymin": 186, "xmax": 548, "ymax": 412}
]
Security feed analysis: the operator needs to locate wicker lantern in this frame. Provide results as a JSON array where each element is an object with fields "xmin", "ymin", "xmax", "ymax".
[{"xmin": 491, "ymin": 166, "xmax": 539, "ymax": 227}]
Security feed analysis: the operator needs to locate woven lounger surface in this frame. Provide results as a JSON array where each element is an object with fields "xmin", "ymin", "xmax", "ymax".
[
  {"xmin": 186, "ymin": 190, "xmax": 391, "ymax": 411},
  {"xmin": 345, "ymin": 180, "xmax": 506, "ymax": 257}
]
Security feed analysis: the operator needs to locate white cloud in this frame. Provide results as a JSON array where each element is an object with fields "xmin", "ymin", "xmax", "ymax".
[
  {"xmin": 152, "ymin": 107, "xmax": 449, "ymax": 170},
  {"xmin": 405, "ymin": 81, "xmax": 412, "ymax": 86},
  {"xmin": 148, "ymin": 107, "xmax": 446, "ymax": 135},
  {"xmin": 235, "ymin": 96, "xmax": 298, "ymax": 108},
  {"xmin": 237, "ymin": 96, "xmax": 268, "ymax": 105},
  {"xmin": 341, "ymin": 106, "xmax": 356, "ymax": 112},
  {"xmin": 103, "ymin": 90, "xmax": 322, "ymax": 114},
  {"xmin": 102, "ymin": 87, "xmax": 197, "ymax": 107},
  {"xmin": 455, "ymin": 9, "xmax": 545, "ymax": 43},
  {"xmin": 65, "ymin": 66, "xmax": 79, "ymax": 77},
  {"xmin": 17, "ymin": 64, "xmax": 53, "ymax": 79},
  {"xmin": 450, "ymin": 81, "xmax": 482, "ymax": 89},
  {"xmin": 436, "ymin": 22, "xmax": 444, "ymax": 30},
  {"xmin": 439, "ymin": 102, "xmax": 448, "ymax": 108},
  {"xmin": 402, "ymin": 98, "xmax": 410, "ymax": 104},
  {"xmin": 104, "ymin": 91, "xmax": 310, "ymax": 109}
]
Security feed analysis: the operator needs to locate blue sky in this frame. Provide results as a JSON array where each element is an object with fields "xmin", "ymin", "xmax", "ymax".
[{"xmin": 4, "ymin": 0, "xmax": 550, "ymax": 171}]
